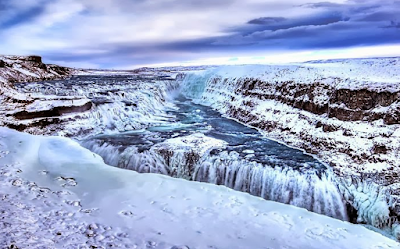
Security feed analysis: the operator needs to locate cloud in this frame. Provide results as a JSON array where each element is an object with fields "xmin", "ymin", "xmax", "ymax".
[
  {"xmin": 0, "ymin": 0, "xmax": 399, "ymax": 68},
  {"xmin": 0, "ymin": 0, "xmax": 49, "ymax": 29},
  {"xmin": 248, "ymin": 17, "xmax": 287, "ymax": 25},
  {"xmin": 209, "ymin": 0, "xmax": 400, "ymax": 50}
]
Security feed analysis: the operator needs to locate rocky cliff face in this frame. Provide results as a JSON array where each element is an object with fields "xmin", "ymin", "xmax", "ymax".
[
  {"xmin": 234, "ymin": 79, "xmax": 400, "ymax": 124},
  {"xmin": 0, "ymin": 55, "xmax": 74, "ymax": 85}
]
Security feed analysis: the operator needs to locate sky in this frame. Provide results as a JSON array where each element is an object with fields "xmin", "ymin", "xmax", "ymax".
[{"xmin": 0, "ymin": 0, "xmax": 399, "ymax": 69}]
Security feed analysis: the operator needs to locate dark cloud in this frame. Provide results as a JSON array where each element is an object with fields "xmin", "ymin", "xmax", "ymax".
[
  {"xmin": 356, "ymin": 11, "xmax": 399, "ymax": 22},
  {"xmin": 301, "ymin": 2, "xmax": 343, "ymax": 8},
  {"xmin": 242, "ymin": 12, "xmax": 346, "ymax": 33},
  {"xmin": 248, "ymin": 17, "xmax": 287, "ymax": 25},
  {"xmin": 384, "ymin": 21, "xmax": 400, "ymax": 29},
  {"xmin": 41, "ymin": 42, "xmax": 194, "ymax": 68},
  {"xmin": 0, "ymin": 1, "xmax": 48, "ymax": 29}
]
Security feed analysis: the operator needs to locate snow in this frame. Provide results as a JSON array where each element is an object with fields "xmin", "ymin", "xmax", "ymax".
[
  {"xmin": 339, "ymin": 178, "xmax": 394, "ymax": 230},
  {"xmin": 243, "ymin": 149, "xmax": 255, "ymax": 154},
  {"xmin": 1, "ymin": 127, "xmax": 399, "ymax": 248},
  {"xmin": 153, "ymin": 133, "xmax": 228, "ymax": 156},
  {"xmin": 26, "ymin": 98, "xmax": 91, "ymax": 112},
  {"xmin": 198, "ymin": 57, "xmax": 400, "ymax": 92}
]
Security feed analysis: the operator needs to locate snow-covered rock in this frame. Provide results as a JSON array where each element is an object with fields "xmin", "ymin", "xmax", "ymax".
[
  {"xmin": 0, "ymin": 55, "xmax": 74, "ymax": 86},
  {"xmin": 151, "ymin": 133, "xmax": 228, "ymax": 178},
  {"xmin": 0, "ymin": 55, "xmax": 86, "ymax": 134}
]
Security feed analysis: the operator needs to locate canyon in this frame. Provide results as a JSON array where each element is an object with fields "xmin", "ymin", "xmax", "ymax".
[{"xmin": 1, "ymin": 55, "xmax": 400, "ymax": 247}]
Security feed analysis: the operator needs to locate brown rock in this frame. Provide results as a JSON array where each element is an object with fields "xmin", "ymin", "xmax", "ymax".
[{"xmin": 26, "ymin": 55, "xmax": 43, "ymax": 64}]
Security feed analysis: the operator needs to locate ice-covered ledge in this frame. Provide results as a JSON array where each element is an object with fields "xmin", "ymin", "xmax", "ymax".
[
  {"xmin": 150, "ymin": 133, "xmax": 227, "ymax": 179},
  {"xmin": 1, "ymin": 127, "xmax": 399, "ymax": 248},
  {"xmin": 153, "ymin": 133, "xmax": 228, "ymax": 156}
]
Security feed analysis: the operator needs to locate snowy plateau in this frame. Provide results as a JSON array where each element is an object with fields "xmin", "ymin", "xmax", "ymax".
[{"xmin": 1, "ymin": 55, "xmax": 400, "ymax": 248}]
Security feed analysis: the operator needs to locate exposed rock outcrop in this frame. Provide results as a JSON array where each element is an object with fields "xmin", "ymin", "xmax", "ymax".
[
  {"xmin": 0, "ymin": 55, "xmax": 87, "ymax": 133},
  {"xmin": 0, "ymin": 55, "xmax": 74, "ymax": 85},
  {"xmin": 233, "ymin": 79, "xmax": 400, "ymax": 124}
]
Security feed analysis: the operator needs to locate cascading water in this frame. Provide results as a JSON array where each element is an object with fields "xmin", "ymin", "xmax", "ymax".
[
  {"xmin": 17, "ymin": 73, "xmax": 350, "ymax": 221},
  {"xmin": 81, "ymin": 93, "xmax": 349, "ymax": 221},
  {"xmin": 15, "ymin": 75, "xmax": 179, "ymax": 135}
]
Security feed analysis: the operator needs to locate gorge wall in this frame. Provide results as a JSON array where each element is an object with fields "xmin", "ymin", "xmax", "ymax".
[{"xmin": 181, "ymin": 58, "xmax": 400, "ymax": 235}]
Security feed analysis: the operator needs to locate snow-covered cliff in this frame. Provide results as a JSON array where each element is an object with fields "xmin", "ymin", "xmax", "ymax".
[
  {"xmin": 181, "ymin": 57, "xmax": 400, "ymax": 235},
  {"xmin": 0, "ymin": 55, "xmax": 84, "ymax": 132},
  {"xmin": 0, "ymin": 55, "xmax": 74, "ymax": 85}
]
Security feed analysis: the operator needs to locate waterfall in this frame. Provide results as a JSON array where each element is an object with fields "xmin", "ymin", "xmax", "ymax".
[
  {"xmin": 179, "ymin": 72, "xmax": 213, "ymax": 100},
  {"xmin": 82, "ymin": 139, "xmax": 348, "ymax": 221},
  {"xmin": 80, "ymin": 140, "xmax": 169, "ymax": 175}
]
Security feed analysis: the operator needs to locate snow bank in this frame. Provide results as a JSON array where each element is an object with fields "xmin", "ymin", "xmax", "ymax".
[{"xmin": 1, "ymin": 127, "xmax": 399, "ymax": 248}]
